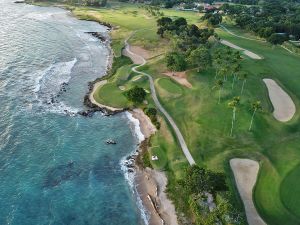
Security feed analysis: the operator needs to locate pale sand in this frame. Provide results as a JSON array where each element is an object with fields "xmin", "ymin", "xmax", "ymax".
[
  {"xmin": 163, "ymin": 71, "xmax": 192, "ymax": 88},
  {"xmin": 131, "ymin": 109, "xmax": 178, "ymax": 225},
  {"xmin": 220, "ymin": 40, "xmax": 262, "ymax": 59},
  {"xmin": 118, "ymin": 85, "xmax": 125, "ymax": 91},
  {"xmin": 132, "ymin": 75, "xmax": 143, "ymax": 81},
  {"xmin": 135, "ymin": 168, "xmax": 178, "ymax": 225},
  {"xmin": 263, "ymin": 78, "xmax": 296, "ymax": 122},
  {"xmin": 89, "ymin": 80, "xmax": 123, "ymax": 111},
  {"xmin": 230, "ymin": 158, "xmax": 266, "ymax": 225},
  {"xmin": 130, "ymin": 46, "xmax": 151, "ymax": 59},
  {"xmin": 130, "ymin": 108, "xmax": 157, "ymax": 139},
  {"xmin": 123, "ymin": 45, "xmax": 151, "ymax": 64}
]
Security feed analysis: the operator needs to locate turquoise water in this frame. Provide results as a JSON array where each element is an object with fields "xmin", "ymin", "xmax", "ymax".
[{"xmin": 0, "ymin": 1, "xmax": 142, "ymax": 224}]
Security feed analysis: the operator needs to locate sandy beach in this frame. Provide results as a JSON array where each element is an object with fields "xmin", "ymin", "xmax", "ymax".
[
  {"xmin": 135, "ymin": 169, "xmax": 178, "ymax": 225},
  {"xmin": 125, "ymin": 109, "xmax": 178, "ymax": 225}
]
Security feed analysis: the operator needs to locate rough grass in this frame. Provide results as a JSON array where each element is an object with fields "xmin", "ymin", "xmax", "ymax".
[
  {"xmin": 94, "ymin": 82, "xmax": 129, "ymax": 108},
  {"xmin": 157, "ymin": 77, "xmax": 183, "ymax": 94},
  {"xmin": 59, "ymin": 3, "xmax": 300, "ymax": 223},
  {"xmin": 280, "ymin": 164, "xmax": 300, "ymax": 219}
]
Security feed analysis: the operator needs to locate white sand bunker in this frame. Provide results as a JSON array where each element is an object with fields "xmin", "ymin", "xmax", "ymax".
[
  {"xmin": 230, "ymin": 159, "xmax": 266, "ymax": 225},
  {"xmin": 263, "ymin": 79, "xmax": 296, "ymax": 122},
  {"xmin": 220, "ymin": 40, "xmax": 262, "ymax": 59}
]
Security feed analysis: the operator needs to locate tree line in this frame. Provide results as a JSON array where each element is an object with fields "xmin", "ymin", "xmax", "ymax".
[
  {"xmin": 157, "ymin": 17, "xmax": 214, "ymax": 71},
  {"xmin": 222, "ymin": 0, "xmax": 300, "ymax": 44}
]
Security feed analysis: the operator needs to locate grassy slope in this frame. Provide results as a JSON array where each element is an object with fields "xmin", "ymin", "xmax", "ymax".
[
  {"xmin": 137, "ymin": 21, "xmax": 300, "ymax": 224},
  {"xmin": 67, "ymin": 3, "xmax": 300, "ymax": 224},
  {"xmin": 212, "ymin": 25, "xmax": 300, "ymax": 225},
  {"xmin": 72, "ymin": 3, "xmax": 202, "ymax": 56}
]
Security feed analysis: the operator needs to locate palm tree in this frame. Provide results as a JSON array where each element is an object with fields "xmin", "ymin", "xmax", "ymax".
[
  {"xmin": 249, "ymin": 101, "xmax": 262, "ymax": 131},
  {"xmin": 228, "ymin": 96, "xmax": 240, "ymax": 137},
  {"xmin": 213, "ymin": 79, "xmax": 224, "ymax": 104},
  {"xmin": 213, "ymin": 50, "xmax": 222, "ymax": 79},
  {"xmin": 231, "ymin": 63, "xmax": 241, "ymax": 90},
  {"xmin": 239, "ymin": 72, "xmax": 248, "ymax": 95}
]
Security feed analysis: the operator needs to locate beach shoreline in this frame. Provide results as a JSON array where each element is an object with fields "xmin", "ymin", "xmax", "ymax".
[
  {"xmin": 123, "ymin": 109, "xmax": 178, "ymax": 225},
  {"xmin": 84, "ymin": 27, "xmax": 179, "ymax": 225},
  {"xmin": 24, "ymin": 2, "xmax": 178, "ymax": 223}
]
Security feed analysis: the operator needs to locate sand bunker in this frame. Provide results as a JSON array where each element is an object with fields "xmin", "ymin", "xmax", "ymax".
[
  {"xmin": 163, "ymin": 71, "xmax": 192, "ymax": 88},
  {"xmin": 263, "ymin": 79, "xmax": 296, "ymax": 122},
  {"xmin": 132, "ymin": 75, "xmax": 143, "ymax": 81},
  {"xmin": 230, "ymin": 159, "xmax": 266, "ymax": 225},
  {"xmin": 220, "ymin": 40, "xmax": 262, "ymax": 59}
]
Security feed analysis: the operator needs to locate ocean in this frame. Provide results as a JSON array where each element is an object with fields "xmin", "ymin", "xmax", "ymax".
[{"xmin": 0, "ymin": 1, "xmax": 144, "ymax": 224}]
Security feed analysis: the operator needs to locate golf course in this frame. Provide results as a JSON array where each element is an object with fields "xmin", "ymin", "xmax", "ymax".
[{"xmin": 37, "ymin": 1, "xmax": 300, "ymax": 224}]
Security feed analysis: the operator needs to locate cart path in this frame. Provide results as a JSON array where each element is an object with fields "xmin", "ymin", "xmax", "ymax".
[{"xmin": 124, "ymin": 34, "xmax": 196, "ymax": 165}]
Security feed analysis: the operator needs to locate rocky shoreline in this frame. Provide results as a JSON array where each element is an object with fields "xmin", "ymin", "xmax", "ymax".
[
  {"xmin": 24, "ymin": 2, "xmax": 178, "ymax": 223},
  {"xmin": 80, "ymin": 24, "xmax": 178, "ymax": 225}
]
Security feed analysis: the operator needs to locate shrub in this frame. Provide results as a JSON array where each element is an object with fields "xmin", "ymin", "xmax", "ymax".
[{"xmin": 124, "ymin": 86, "xmax": 146, "ymax": 103}]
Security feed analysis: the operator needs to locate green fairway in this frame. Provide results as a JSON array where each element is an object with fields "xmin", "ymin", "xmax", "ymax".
[
  {"xmin": 157, "ymin": 77, "xmax": 183, "ymax": 95},
  {"xmin": 93, "ymin": 82, "xmax": 129, "ymax": 108},
  {"xmin": 66, "ymin": 4, "xmax": 300, "ymax": 223},
  {"xmin": 72, "ymin": 3, "xmax": 201, "ymax": 56},
  {"xmin": 216, "ymin": 26, "xmax": 300, "ymax": 103},
  {"xmin": 280, "ymin": 165, "xmax": 300, "ymax": 218}
]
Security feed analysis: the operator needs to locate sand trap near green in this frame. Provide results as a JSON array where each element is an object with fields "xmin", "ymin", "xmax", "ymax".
[
  {"xmin": 263, "ymin": 79, "xmax": 296, "ymax": 122},
  {"xmin": 230, "ymin": 159, "xmax": 266, "ymax": 225}
]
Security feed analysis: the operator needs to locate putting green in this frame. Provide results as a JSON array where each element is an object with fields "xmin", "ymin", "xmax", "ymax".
[
  {"xmin": 94, "ymin": 83, "xmax": 128, "ymax": 108},
  {"xmin": 280, "ymin": 165, "xmax": 300, "ymax": 218}
]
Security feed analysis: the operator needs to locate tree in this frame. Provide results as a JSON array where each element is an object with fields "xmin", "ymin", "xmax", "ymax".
[
  {"xmin": 156, "ymin": 17, "xmax": 172, "ymax": 37},
  {"xmin": 213, "ymin": 49, "xmax": 223, "ymax": 79},
  {"xmin": 239, "ymin": 72, "xmax": 248, "ymax": 95},
  {"xmin": 174, "ymin": 17, "xmax": 187, "ymax": 27},
  {"xmin": 228, "ymin": 96, "xmax": 240, "ymax": 137},
  {"xmin": 124, "ymin": 86, "xmax": 146, "ymax": 104},
  {"xmin": 231, "ymin": 63, "xmax": 241, "ymax": 90},
  {"xmin": 208, "ymin": 13, "xmax": 222, "ymax": 26},
  {"xmin": 213, "ymin": 79, "xmax": 224, "ymax": 104},
  {"xmin": 188, "ymin": 46, "xmax": 211, "ymax": 72},
  {"xmin": 166, "ymin": 52, "xmax": 187, "ymax": 71},
  {"xmin": 99, "ymin": 0, "xmax": 107, "ymax": 7},
  {"xmin": 203, "ymin": 13, "xmax": 222, "ymax": 26},
  {"xmin": 249, "ymin": 101, "xmax": 262, "ymax": 131},
  {"xmin": 181, "ymin": 165, "xmax": 227, "ymax": 195},
  {"xmin": 267, "ymin": 33, "xmax": 288, "ymax": 45}
]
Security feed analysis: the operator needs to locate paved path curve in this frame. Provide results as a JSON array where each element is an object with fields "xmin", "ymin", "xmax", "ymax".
[
  {"xmin": 124, "ymin": 35, "xmax": 196, "ymax": 165},
  {"xmin": 219, "ymin": 24, "xmax": 266, "ymax": 42},
  {"xmin": 219, "ymin": 24, "xmax": 300, "ymax": 55}
]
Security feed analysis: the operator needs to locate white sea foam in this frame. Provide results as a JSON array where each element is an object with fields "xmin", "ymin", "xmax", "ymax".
[
  {"xmin": 26, "ymin": 11, "xmax": 64, "ymax": 21},
  {"xmin": 34, "ymin": 58, "xmax": 77, "ymax": 94},
  {"xmin": 125, "ymin": 111, "xmax": 145, "ymax": 142},
  {"xmin": 46, "ymin": 101, "xmax": 79, "ymax": 116},
  {"xmin": 120, "ymin": 155, "xmax": 149, "ymax": 225},
  {"xmin": 119, "ymin": 112, "xmax": 150, "ymax": 225}
]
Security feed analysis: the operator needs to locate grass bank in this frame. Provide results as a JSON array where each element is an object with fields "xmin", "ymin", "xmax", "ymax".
[{"xmin": 32, "ymin": 1, "xmax": 300, "ymax": 224}]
